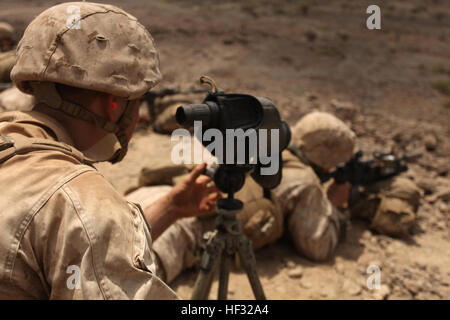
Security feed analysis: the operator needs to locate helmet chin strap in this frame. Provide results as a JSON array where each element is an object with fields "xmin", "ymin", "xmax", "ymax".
[
  {"xmin": 112, "ymin": 99, "xmax": 139, "ymax": 163},
  {"xmin": 29, "ymin": 81, "xmax": 135, "ymax": 163}
]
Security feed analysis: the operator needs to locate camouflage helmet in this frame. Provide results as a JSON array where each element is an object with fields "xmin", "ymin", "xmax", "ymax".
[
  {"xmin": 10, "ymin": 2, "xmax": 162, "ymax": 163},
  {"xmin": 293, "ymin": 111, "xmax": 356, "ymax": 170},
  {"xmin": 0, "ymin": 22, "xmax": 14, "ymax": 40},
  {"xmin": 11, "ymin": 2, "xmax": 161, "ymax": 99}
]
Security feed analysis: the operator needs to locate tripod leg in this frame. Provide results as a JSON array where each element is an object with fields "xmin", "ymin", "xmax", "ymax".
[
  {"xmin": 237, "ymin": 235, "xmax": 266, "ymax": 300},
  {"xmin": 218, "ymin": 251, "xmax": 232, "ymax": 300},
  {"xmin": 191, "ymin": 234, "xmax": 223, "ymax": 300},
  {"xmin": 192, "ymin": 262, "xmax": 216, "ymax": 299}
]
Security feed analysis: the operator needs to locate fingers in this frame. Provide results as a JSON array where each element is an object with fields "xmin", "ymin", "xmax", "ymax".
[
  {"xmin": 201, "ymin": 198, "xmax": 218, "ymax": 214},
  {"xmin": 201, "ymin": 203, "xmax": 215, "ymax": 214},
  {"xmin": 199, "ymin": 191, "xmax": 222, "ymax": 215},
  {"xmin": 209, "ymin": 192, "xmax": 222, "ymax": 201},
  {"xmin": 196, "ymin": 175, "xmax": 212, "ymax": 186},
  {"xmin": 204, "ymin": 185, "xmax": 220, "ymax": 195},
  {"xmin": 186, "ymin": 162, "xmax": 207, "ymax": 184}
]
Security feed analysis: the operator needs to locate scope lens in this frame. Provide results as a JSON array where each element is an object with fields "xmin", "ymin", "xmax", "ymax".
[{"xmin": 175, "ymin": 104, "xmax": 213, "ymax": 127}]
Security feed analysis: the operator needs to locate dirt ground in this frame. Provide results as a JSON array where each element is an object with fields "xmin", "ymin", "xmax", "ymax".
[{"xmin": 1, "ymin": 0, "xmax": 449, "ymax": 300}]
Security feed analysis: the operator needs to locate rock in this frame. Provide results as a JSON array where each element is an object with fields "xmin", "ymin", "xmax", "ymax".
[
  {"xmin": 377, "ymin": 237, "xmax": 392, "ymax": 249},
  {"xmin": 416, "ymin": 178, "xmax": 438, "ymax": 195},
  {"xmin": 438, "ymin": 202, "xmax": 448, "ymax": 212},
  {"xmin": 369, "ymin": 234, "xmax": 379, "ymax": 245},
  {"xmin": 423, "ymin": 134, "xmax": 437, "ymax": 151},
  {"xmin": 414, "ymin": 262, "xmax": 427, "ymax": 271},
  {"xmin": 342, "ymin": 279, "xmax": 362, "ymax": 296},
  {"xmin": 223, "ymin": 38, "xmax": 234, "ymax": 45},
  {"xmin": 285, "ymin": 260, "xmax": 296, "ymax": 269},
  {"xmin": 428, "ymin": 265, "xmax": 441, "ymax": 274},
  {"xmin": 372, "ymin": 284, "xmax": 391, "ymax": 300},
  {"xmin": 287, "ymin": 266, "xmax": 304, "ymax": 279},
  {"xmin": 368, "ymin": 260, "xmax": 383, "ymax": 270},
  {"xmin": 300, "ymin": 277, "xmax": 314, "ymax": 289},
  {"xmin": 304, "ymin": 29, "xmax": 317, "ymax": 42},
  {"xmin": 358, "ymin": 265, "xmax": 367, "ymax": 275},
  {"xmin": 300, "ymin": 4, "xmax": 309, "ymax": 16},
  {"xmin": 361, "ymin": 230, "xmax": 372, "ymax": 241},
  {"xmin": 415, "ymin": 292, "xmax": 440, "ymax": 300},
  {"xmin": 319, "ymin": 285, "xmax": 336, "ymax": 299},
  {"xmin": 330, "ymin": 99, "xmax": 360, "ymax": 121},
  {"xmin": 436, "ymin": 220, "xmax": 447, "ymax": 231},
  {"xmin": 403, "ymin": 279, "xmax": 422, "ymax": 295},
  {"xmin": 335, "ymin": 262, "xmax": 345, "ymax": 273},
  {"xmin": 307, "ymin": 93, "xmax": 318, "ymax": 101},
  {"xmin": 438, "ymin": 286, "xmax": 449, "ymax": 299},
  {"xmin": 386, "ymin": 245, "xmax": 396, "ymax": 256},
  {"xmin": 426, "ymin": 187, "xmax": 450, "ymax": 203},
  {"xmin": 337, "ymin": 31, "xmax": 349, "ymax": 41}
]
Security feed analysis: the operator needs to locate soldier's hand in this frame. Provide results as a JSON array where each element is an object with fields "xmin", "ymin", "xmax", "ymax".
[
  {"xmin": 143, "ymin": 163, "xmax": 221, "ymax": 240},
  {"xmin": 170, "ymin": 162, "xmax": 221, "ymax": 218}
]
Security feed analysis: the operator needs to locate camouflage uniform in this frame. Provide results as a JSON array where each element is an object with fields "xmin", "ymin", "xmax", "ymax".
[
  {"xmin": 0, "ymin": 2, "xmax": 176, "ymax": 299},
  {"xmin": 349, "ymin": 177, "xmax": 421, "ymax": 237}
]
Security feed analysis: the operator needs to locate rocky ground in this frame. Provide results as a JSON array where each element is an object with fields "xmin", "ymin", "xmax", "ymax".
[{"xmin": 1, "ymin": 0, "xmax": 449, "ymax": 299}]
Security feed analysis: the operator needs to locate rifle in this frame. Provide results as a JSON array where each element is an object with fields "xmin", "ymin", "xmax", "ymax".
[{"xmin": 318, "ymin": 150, "xmax": 423, "ymax": 186}]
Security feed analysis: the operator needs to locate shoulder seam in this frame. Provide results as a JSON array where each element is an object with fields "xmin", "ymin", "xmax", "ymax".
[
  {"xmin": 61, "ymin": 183, "xmax": 109, "ymax": 300},
  {"xmin": 3, "ymin": 166, "xmax": 96, "ymax": 283}
]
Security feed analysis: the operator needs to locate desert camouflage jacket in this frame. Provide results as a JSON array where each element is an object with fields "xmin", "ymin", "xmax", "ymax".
[{"xmin": 0, "ymin": 111, "xmax": 177, "ymax": 299}]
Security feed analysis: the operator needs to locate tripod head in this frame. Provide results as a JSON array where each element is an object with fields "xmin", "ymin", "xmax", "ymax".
[
  {"xmin": 204, "ymin": 164, "xmax": 251, "ymax": 197},
  {"xmin": 203, "ymin": 164, "xmax": 247, "ymax": 235}
]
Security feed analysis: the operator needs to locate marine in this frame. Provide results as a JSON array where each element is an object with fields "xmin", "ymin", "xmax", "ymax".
[{"xmin": 0, "ymin": 2, "xmax": 220, "ymax": 299}]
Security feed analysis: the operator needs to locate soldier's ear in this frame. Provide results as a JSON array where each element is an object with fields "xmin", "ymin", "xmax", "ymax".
[{"xmin": 106, "ymin": 95, "xmax": 119, "ymax": 122}]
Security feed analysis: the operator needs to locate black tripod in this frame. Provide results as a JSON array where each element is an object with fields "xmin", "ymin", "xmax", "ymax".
[{"xmin": 191, "ymin": 165, "xmax": 266, "ymax": 300}]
